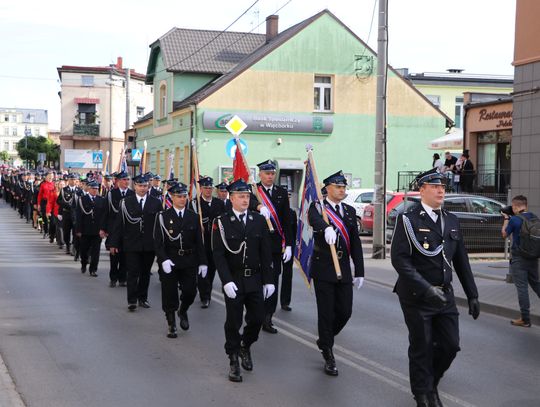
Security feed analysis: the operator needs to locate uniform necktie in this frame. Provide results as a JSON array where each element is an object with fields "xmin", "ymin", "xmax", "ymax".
[
  {"xmin": 266, "ymin": 188, "xmax": 272, "ymax": 196},
  {"xmin": 433, "ymin": 209, "xmax": 442, "ymax": 233},
  {"xmin": 178, "ymin": 210, "xmax": 182, "ymax": 219},
  {"xmin": 139, "ymin": 198, "xmax": 144, "ymax": 210},
  {"xmin": 239, "ymin": 213, "xmax": 246, "ymax": 225},
  {"xmin": 335, "ymin": 204, "xmax": 341, "ymax": 217}
]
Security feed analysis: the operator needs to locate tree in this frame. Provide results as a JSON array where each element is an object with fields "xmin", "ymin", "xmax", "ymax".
[
  {"xmin": 16, "ymin": 136, "xmax": 60, "ymax": 169},
  {"xmin": 0, "ymin": 150, "xmax": 9, "ymax": 164}
]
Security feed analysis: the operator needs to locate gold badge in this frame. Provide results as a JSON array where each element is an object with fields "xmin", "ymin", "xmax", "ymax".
[{"xmin": 423, "ymin": 242, "xmax": 430, "ymax": 249}]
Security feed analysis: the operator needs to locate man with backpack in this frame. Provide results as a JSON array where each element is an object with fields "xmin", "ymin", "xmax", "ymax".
[{"xmin": 501, "ymin": 195, "xmax": 540, "ymax": 328}]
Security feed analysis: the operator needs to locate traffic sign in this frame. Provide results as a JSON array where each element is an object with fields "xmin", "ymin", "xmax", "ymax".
[
  {"xmin": 37, "ymin": 153, "xmax": 46, "ymax": 162},
  {"xmin": 225, "ymin": 138, "xmax": 248, "ymax": 159},
  {"xmin": 92, "ymin": 150, "xmax": 103, "ymax": 164},
  {"xmin": 132, "ymin": 149, "xmax": 143, "ymax": 161},
  {"xmin": 225, "ymin": 115, "xmax": 247, "ymax": 136}
]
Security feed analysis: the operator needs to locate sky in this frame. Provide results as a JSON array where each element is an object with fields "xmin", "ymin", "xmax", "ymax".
[{"xmin": 0, "ymin": 0, "xmax": 516, "ymax": 130}]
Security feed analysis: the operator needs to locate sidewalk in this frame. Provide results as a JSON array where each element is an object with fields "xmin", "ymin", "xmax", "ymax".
[{"xmin": 364, "ymin": 258, "xmax": 540, "ymax": 326}]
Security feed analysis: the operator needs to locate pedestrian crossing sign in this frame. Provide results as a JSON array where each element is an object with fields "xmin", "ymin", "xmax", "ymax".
[
  {"xmin": 132, "ymin": 149, "xmax": 143, "ymax": 161},
  {"xmin": 92, "ymin": 150, "xmax": 103, "ymax": 164},
  {"xmin": 225, "ymin": 115, "xmax": 247, "ymax": 136}
]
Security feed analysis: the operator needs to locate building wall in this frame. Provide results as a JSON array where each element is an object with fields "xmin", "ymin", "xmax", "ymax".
[{"xmin": 514, "ymin": 0, "xmax": 540, "ymax": 66}]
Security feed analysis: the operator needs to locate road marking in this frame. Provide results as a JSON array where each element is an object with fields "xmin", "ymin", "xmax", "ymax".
[{"xmin": 212, "ymin": 290, "xmax": 477, "ymax": 407}]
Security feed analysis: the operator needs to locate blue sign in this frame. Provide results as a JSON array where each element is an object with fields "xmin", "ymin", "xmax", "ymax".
[
  {"xmin": 92, "ymin": 150, "xmax": 103, "ymax": 164},
  {"xmin": 132, "ymin": 149, "xmax": 143, "ymax": 161},
  {"xmin": 225, "ymin": 138, "xmax": 248, "ymax": 159}
]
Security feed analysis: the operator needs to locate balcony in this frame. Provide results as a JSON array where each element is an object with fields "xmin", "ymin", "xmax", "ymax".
[{"xmin": 73, "ymin": 123, "xmax": 99, "ymax": 136}]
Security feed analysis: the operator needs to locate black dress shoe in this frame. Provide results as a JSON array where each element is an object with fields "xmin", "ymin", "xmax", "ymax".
[
  {"xmin": 138, "ymin": 300, "xmax": 151, "ymax": 309},
  {"xmin": 89, "ymin": 271, "xmax": 98, "ymax": 277},
  {"xmin": 109, "ymin": 281, "xmax": 117, "ymax": 288},
  {"xmin": 432, "ymin": 389, "xmax": 444, "ymax": 407},
  {"xmin": 201, "ymin": 300, "xmax": 210, "ymax": 309},
  {"xmin": 118, "ymin": 281, "xmax": 127, "ymax": 287},
  {"xmin": 128, "ymin": 303, "xmax": 137, "ymax": 312},
  {"xmin": 166, "ymin": 312, "xmax": 177, "ymax": 338},
  {"xmin": 414, "ymin": 394, "xmax": 432, "ymax": 407},
  {"xmin": 74, "ymin": 252, "xmax": 79, "ymax": 261},
  {"xmin": 262, "ymin": 322, "xmax": 278, "ymax": 334},
  {"xmin": 81, "ymin": 265, "xmax": 87, "ymax": 274},
  {"xmin": 281, "ymin": 305, "xmax": 292, "ymax": 311},
  {"xmin": 178, "ymin": 311, "xmax": 189, "ymax": 330},
  {"xmin": 321, "ymin": 348, "xmax": 338, "ymax": 376},
  {"xmin": 239, "ymin": 343, "xmax": 253, "ymax": 371},
  {"xmin": 228, "ymin": 353, "xmax": 242, "ymax": 382}
]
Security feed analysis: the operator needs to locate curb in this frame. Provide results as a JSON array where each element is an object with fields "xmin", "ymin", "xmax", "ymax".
[
  {"xmin": 0, "ymin": 353, "xmax": 25, "ymax": 407},
  {"xmin": 366, "ymin": 277, "xmax": 540, "ymax": 326}
]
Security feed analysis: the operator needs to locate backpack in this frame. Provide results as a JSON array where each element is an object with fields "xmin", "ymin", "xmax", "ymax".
[{"xmin": 517, "ymin": 213, "xmax": 540, "ymax": 258}]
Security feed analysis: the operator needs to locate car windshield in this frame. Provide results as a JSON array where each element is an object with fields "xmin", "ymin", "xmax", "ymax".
[
  {"xmin": 470, "ymin": 198, "xmax": 503, "ymax": 214},
  {"xmin": 355, "ymin": 193, "xmax": 393, "ymax": 204}
]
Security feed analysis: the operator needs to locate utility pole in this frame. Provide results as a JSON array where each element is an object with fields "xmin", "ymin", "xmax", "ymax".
[{"xmin": 372, "ymin": 0, "xmax": 388, "ymax": 259}]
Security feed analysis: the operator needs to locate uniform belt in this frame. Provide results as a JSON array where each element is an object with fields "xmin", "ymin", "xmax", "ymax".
[
  {"xmin": 434, "ymin": 284, "xmax": 452, "ymax": 293},
  {"xmin": 176, "ymin": 249, "xmax": 194, "ymax": 256}
]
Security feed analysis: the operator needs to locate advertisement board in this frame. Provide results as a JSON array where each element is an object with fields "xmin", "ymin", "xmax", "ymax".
[{"xmin": 64, "ymin": 149, "xmax": 95, "ymax": 169}]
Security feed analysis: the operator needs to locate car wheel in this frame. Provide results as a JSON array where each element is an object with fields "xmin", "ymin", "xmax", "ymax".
[{"xmin": 357, "ymin": 217, "xmax": 363, "ymax": 235}]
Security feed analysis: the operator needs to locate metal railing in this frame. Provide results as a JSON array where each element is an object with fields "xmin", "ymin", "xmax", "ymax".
[{"xmin": 73, "ymin": 123, "xmax": 100, "ymax": 136}]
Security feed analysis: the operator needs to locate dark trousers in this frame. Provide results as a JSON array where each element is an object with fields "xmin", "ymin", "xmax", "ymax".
[
  {"xmin": 280, "ymin": 258, "xmax": 293, "ymax": 306},
  {"xmin": 314, "ymin": 279, "xmax": 353, "ymax": 350},
  {"xmin": 264, "ymin": 252, "xmax": 282, "ymax": 319},
  {"xmin": 109, "ymin": 250, "xmax": 127, "ymax": 283},
  {"xmin": 25, "ymin": 201, "xmax": 32, "ymax": 222},
  {"xmin": 399, "ymin": 294, "xmax": 460, "ymax": 396},
  {"xmin": 80, "ymin": 235, "xmax": 102, "ymax": 272},
  {"xmin": 40, "ymin": 201, "xmax": 49, "ymax": 234},
  {"xmin": 224, "ymin": 289, "xmax": 265, "ymax": 355},
  {"xmin": 198, "ymin": 245, "xmax": 216, "ymax": 302},
  {"xmin": 62, "ymin": 215, "xmax": 74, "ymax": 247},
  {"xmin": 49, "ymin": 216, "xmax": 56, "ymax": 241},
  {"xmin": 125, "ymin": 251, "xmax": 154, "ymax": 304},
  {"xmin": 510, "ymin": 253, "xmax": 540, "ymax": 322},
  {"xmin": 54, "ymin": 217, "xmax": 64, "ymax": 246},
  {"xmin": 160, "ymin": 266, "xmax": 197, "ymax": 313}
]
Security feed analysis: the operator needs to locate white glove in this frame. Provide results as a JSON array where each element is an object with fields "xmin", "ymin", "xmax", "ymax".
[
  {"xmin": 282, "ymin": 246, "xmax": 292, "ymax": 263},
  {"xmin": 259, "ymin": 206, "xmax": 271, "ymax": 219},
  {"xmin": 198, "ymin": 265, "xmax": 208, "ymax": 278},
  {"xmin": 353, "ymin": 277, "xmax": 364, "ymax": 290},
  {"xmin": 263, "ymin": 284, "xmax": 275, "ymax": 299},
  {"xmin": 223, "ymin": 282, "xmax": 238, "ymax": 299},
  {"xmin": 162, "ymin": 259, "xmax": 175, "ymax": 274},
  {"xmin": 57, "ymin": 214, "xmax": 62, "ymax": 221},
  {"xmin": 324, "ymin": 226, "xmax": 337, "ymax": 245}
]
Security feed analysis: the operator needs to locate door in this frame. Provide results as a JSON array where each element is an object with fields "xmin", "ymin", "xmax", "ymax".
[
  {"xmin": 278, "ymin": 169, "xmax": 303, "ymax": 209},
  {"xmin": 496, "ymin": 142, "xmax": 511, "ymax": 193}
]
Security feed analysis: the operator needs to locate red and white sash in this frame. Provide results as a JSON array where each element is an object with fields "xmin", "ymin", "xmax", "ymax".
[
  {"xmin": 325, "ymin": 204, "xmax": 351, "ymax": 253},
  {"xmin": 258, "ymin": 185, "xmax": 285, "ymax": 250}
]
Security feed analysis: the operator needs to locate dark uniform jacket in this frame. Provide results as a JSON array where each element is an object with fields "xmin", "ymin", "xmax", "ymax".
[
  {"xmin": 154, "ymin": 207, "xmax": 207, "ymax": 268},
  {"xmin": 56, "ymin": 186, "xmax": 80, "ymax": 217},
  {"xmin": 249, "ymin": 183, "xmax": 293, "ymax": 253},
  {"xmin": 75, "ymin": 194, "xmax": 107, "ymax": 236},
  {"xmin": 189, "ymin": 197, "xmax": 226, "ymax": 242},
  {"xmin": 149, "ymin": 186, "xmax": 162, "ymax": 200},
  {"xmin": 109, "ymin": 194, "xmax": 162, "ymax": 252},
  {"xmin": 212, "ymin": 209, "xmax": 272, "ymax": 293},
  {"xmin": 390, "ymin": 203, "xmax": 478, "ymax": 301},
  {"xmin": 104, "ymin": 188, "xmax": 135, "ymax": 234},
  {"xmin": 308, "ymin": 200, "xmax": 364, "ymax": 283}
]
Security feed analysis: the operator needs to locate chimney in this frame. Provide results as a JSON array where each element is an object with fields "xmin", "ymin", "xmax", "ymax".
[
  {"xmin": 266, "ymin": 15, "xmax": 279, "ymax": 43},
  {"xmin": 117, "ymin": 56, "xmax": 123, "ymax": 69}
]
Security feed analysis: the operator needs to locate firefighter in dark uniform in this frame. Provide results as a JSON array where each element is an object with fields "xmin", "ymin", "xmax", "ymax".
[
  {"xmin": 249, "ymin": 160, "xmax": 293, "ymax": 334},
  {"xmin": 216, "ymin": 181, "xmax": 231, "ymax": 211},
  {"xmin": 189, "ymin": 176, "xmax": 225, "ymax": 308},
  {"xmin": 280, "ymin": 189, "xmax": 297, "ymax": 311},
  {"xmin": 109, "ymin": 174, "xmax": 161, "ymax": 311},
  {"xmin": 154, "ymin": 182, "xmax": 207, "ymax": 337},
  {"xmin": 390, "ymin": 169, "xmax": 480, "ymax": 407},
  {"xmin": 75, "ymin": 180, "xmax": 107, "ymax": 276},
  {"xmin": 212, "ymin": 179, "xmax": 274, "ymax": 383},
  {"xmin": 308, "ymin": 170, "xmax": 365, "ymax": 376},
  {"xmin": 102, "ymin": 171, "xmax": 134, "ymax": 287},
  {"xmin": 148, "ymin": 173, "xmax": 163, "ymax": 199},
  {"xmin": 57, "ymin": 173, "xmax": 80, "ymax": 255}
]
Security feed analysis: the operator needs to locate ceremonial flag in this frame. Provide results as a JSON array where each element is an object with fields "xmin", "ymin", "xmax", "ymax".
[
  {"xmin": 294, "ymin": 154, "xmax": 319, "ymax": 285},
  {"xmin": 162, "ymin": 153, "xmax": 174, "ymax": 208},
  {"xmin": 232, "ymin": 138, "xmax": 251, "ymax": 182}
]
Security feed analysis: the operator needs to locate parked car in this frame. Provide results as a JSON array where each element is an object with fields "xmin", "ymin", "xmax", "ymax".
[
  {"xmin": 343, "ymin": 189, "xmax": 393, "ymax": 234},
  {"xmin": 386, "ymin": 194, "xmax": 506, "ymax": 252},
  {"xmin": 361, "ymin": 192, "xmax": 421, "ymax": 234}
]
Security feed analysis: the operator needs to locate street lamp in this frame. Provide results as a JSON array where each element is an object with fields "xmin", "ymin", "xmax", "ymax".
[{"xmin": 24, "ymin": 126, "xmax": 31, "ymax": 170}]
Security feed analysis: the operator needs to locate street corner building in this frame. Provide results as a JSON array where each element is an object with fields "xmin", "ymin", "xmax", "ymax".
[{"xmin": 134, "ymin": 9, "xmax": 451, "ymax": 203}]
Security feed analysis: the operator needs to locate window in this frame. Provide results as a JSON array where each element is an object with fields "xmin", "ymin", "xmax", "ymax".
[
  {"xmin": 4, "ymin": 115, "xmax": 8, "ymax": 122},
  {"xmin": 12, "ymin": 127, "xmax": 17, "ymax": 136},
  {"xmin": 470, "ymin": 198, "xmax": 502, "ymax": 214},
  {"xmin": 4, "ymin": 142, "xmax": 9, "ymax": 151},
  {"xmin": 455, "ymin": 97, "xmax": 464, "ymax": 128},
  {"xmin": 35, "ymin": 127, "xmax": 40, "ymax": 136},
  {"xmin": 77, "ymin": 103, "xmax": 97, "ymax": 124},
  {"xmin": 159, "ymin": 84, "xmax": 167, "ymax": 119},
  {"xmin": 136, "ymin": 106, "xmax": 145, "ymax": 119},
  {"xmin": 444, "ymin": 198, "xmax": 467, "ymax": 212},
  {"xmin": 81, "ymin": 75, "xmax": 94, "ymax": 87},
  {"xmin": 4, "ymin": 127, "xmax": 8, "ymax": 136},
  {"xmin": 426, "ymin": 95, "xmax": 441, "ymax": 108},
  {"xmin": 11, "ymin": 115, "xmax": 17, "ymax": 123},
  {"xmin": 314, "ymin": 75, "xmax": 332, "ymax": 112}
]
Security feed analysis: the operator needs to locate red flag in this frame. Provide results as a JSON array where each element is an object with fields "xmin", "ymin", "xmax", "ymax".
[{"xmin": 233, "ymin": 140, "xmax": 250, "ymax": 182}]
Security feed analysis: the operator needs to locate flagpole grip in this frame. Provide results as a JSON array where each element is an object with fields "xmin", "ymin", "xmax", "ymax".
[
  {"xmin": 307, "ymin": 150, "xmax": 342, "ymax": 280},
  {"xmin": 252, "ymin": 184, "xmax": 275, "ymax": 232},
  {"xmin": 191, "ymin": 141, "xmax": 205, "ymax": 244}
]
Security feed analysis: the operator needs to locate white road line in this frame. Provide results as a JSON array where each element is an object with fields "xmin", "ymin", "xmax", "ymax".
[{"xmin": 211, "ymin": 290, "xmax": 477, "ymax": 407}]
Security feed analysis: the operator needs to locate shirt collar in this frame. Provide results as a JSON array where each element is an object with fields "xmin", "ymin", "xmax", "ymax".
[
  {"xmin": 232, "ymin": 208, "xmax": 247, "ymax": 219},
  {"xmin": 421, "ymin": 202, "xmax": 441, "ymax": 216},
  {"xmin": 326, "ymin": 197, "xmax": 341, "ymax": 208},
  {"xmin": 173, "ymin": 206, "xmax": 185, "ymax": 217}
]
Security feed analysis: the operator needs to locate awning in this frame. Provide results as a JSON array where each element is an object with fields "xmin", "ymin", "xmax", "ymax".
[
  {"xmin": 276, "ymin": 159, "xmax": 304, "ymax": 170},
  {"xmin": 74, "ymin": 97, "xmax": 100, "ymax": 104},
  {"xmin": 428, "ymin": 129, "xmax": 463, "ymax": 150}
]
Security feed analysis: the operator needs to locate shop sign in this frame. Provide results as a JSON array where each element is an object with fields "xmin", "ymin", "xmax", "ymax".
[{"xmin": 477, "ymin": 108, "xmax": 513, "ymax": 129}]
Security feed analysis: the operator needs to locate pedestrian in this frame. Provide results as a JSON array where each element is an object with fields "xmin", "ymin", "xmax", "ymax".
[
  {"xmin": 57, "ymin": 173, "xmax": 80, "ymax": 255},
  {"xmin": 46, "ymin": 179, "xmax": 65, "ymax": 248},
  {"xmin": 249, "ymin": 159, "xmax": 293, "ymax": 334},
  {"xmin": 442, "ymin": 152, "xmax": 457, "ymax": 191},
  {"xmin": 501, "ymin": 195, "xmax": 540, "ymax": 328},
  {"xmin": 212, "ymin": 179, "xmax": 274, "ymax": 383},
  {"xmin": 460, "ymin": 153, "xmax": 474, "ymax": 193},
  {"xmin": 188, "ymin": 176, "xmax": 225, "ymax": 308},
  {"xmin": 308, "ymin": 170, "xmax": 365, "ymax": 376},
  {"xmin": 109, "ymin": 174, "xmax": 161, "ymax": 310},
  {"xmin": 432, "ymin": 154, "xmax": 444, "ymax": 172},
  {"xmin": 216, "ymin": 181, "xmax": 232, "ymax": 211},
  {"xmin": 280, "ymin": 189, "xmax": 297, "ymax": 311},
  {"xmin": 37, "ymin": 172, "xmax": 55, "ymax": 238},
  {"xmin": 75, "ymin": 180, "xmax": 107, "ymax": 277},
  {"xmin": 391, "ymin": 168, "xmax": 480, "ymax": 407},
  {"xmin": 154, "ymin": 182, "xmax": 207, "ymax": 337},
  {"xmin": 148, "ymin": 173, "xmax": 163, "ymax": 199}
]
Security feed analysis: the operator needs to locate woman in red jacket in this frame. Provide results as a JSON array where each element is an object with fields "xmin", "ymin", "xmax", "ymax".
[
  {"xmin": 46, "ymin": 179, "xmax": 65, "ymax": 247},
  {"xmin": 37, "ymin": 172, "xmax": 55, "ymax": 239}
]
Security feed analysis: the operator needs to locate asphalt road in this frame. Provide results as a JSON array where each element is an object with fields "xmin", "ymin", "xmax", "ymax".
[{"xmin": 0, "ymin": 201, "xmax": 539, "ymax": 407}]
